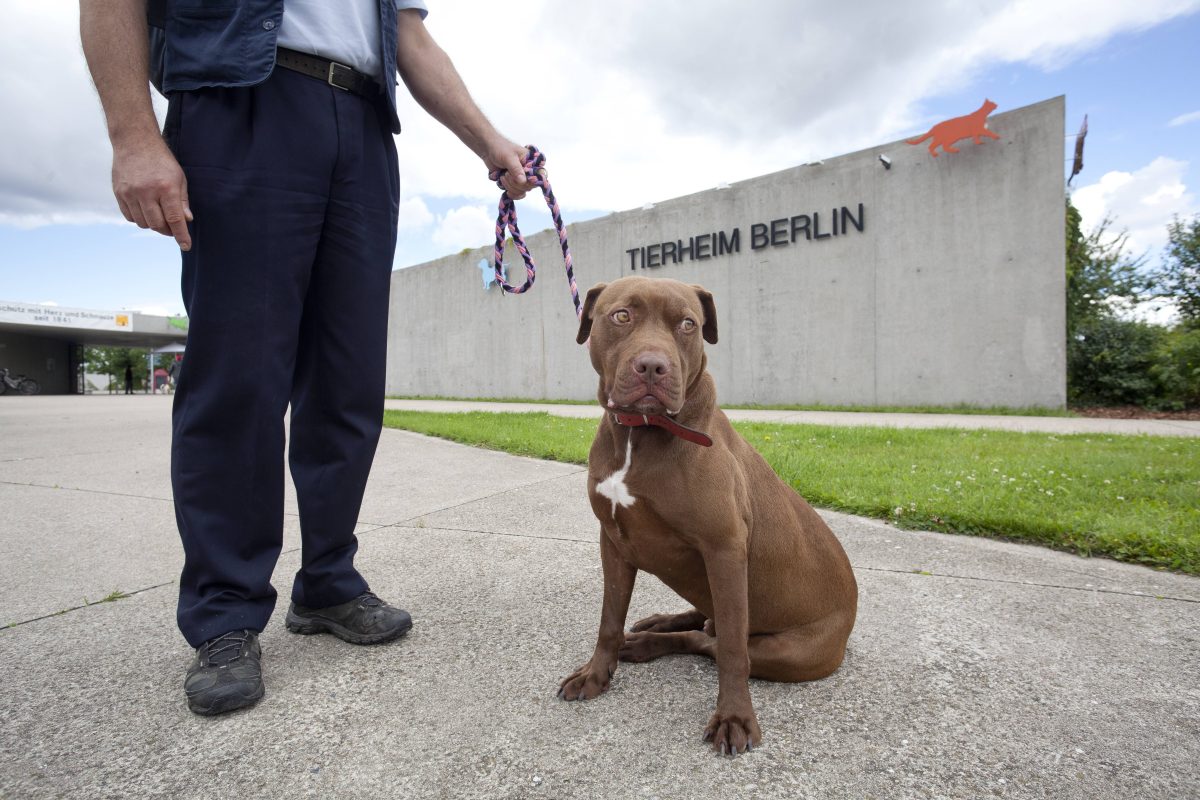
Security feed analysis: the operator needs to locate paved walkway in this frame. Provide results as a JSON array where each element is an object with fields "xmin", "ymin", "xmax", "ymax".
[
  {"xmin": 384, "ymin": 398, "xmax": 1200, "ymax": 437},
  {"xmin": 1, "ymin": 395, "xmax": 1197, "ymax": 799}
]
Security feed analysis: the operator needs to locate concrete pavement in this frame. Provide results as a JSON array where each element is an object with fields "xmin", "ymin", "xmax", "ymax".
[
  {"xmin": 1, "ymin": 395, "xmax": 1197, "ymax": 799},
  {"xmin": 384, "ymin": 398, "xmax": 1200, "ymax": 437}
]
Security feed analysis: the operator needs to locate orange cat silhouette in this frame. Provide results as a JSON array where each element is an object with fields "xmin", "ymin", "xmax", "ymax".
[{"xmin": 907, "ymin": 100, "xmax": 999, "ymax": 157}]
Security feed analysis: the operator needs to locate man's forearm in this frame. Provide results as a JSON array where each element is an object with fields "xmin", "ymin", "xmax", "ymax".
[
  {"xmin": 80, "ymin": 0, "xmax": 192, "ymax": 248},
  {"xmin": 394, "ymin": 11, "xmax": 497, "ymax": 158},
  {"xmin": 80, "ymin": 0, "xmax": 159, "ymax": 147}
]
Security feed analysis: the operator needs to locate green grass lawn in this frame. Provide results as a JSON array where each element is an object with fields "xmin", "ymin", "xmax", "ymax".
[{"xmin": 383, "ymin": 410, "xmax": 1200, "ymax": 575}]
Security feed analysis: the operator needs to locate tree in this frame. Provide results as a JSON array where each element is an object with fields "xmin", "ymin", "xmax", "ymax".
[
  {"xmin": 1064, "ymin": 198, "xmax": 1166, "ymax": 407},
  {"xmin": 1064, "ymin": 198, "xmax": 1147, "ymax": 340},
  {"xmin": 83, "ymin": 347, "xmax": 149, "ymax": 387},
  {"xmin": 1158, "ymin": 214, "xmax": 1200, "ymax": 328}
]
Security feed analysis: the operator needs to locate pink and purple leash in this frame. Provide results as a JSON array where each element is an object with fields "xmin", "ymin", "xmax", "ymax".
[{"xmin": 488, "ymin": 146, "xmax": 582, "ymax": 320}]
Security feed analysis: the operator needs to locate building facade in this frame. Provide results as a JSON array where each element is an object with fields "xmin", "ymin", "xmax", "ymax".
[{"xmin": 387, "ymin": 97, "xmax": 1066, "ymax": 408}]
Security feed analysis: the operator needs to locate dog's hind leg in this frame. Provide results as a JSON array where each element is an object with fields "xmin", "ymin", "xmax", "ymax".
[
  {"xmin": 745, "ymin": 615, "xmax": 852, "ymax": 682},
  {"xmin": 618, "ymin": 629, "xmax": 714, "ymax": 663},
  {"xmin": 629, "ymin": 608, "xmax": 707, "ymax": 633},
  {"xmin": 619, "ymin": 614, "xmax": 851, "ymax": 682}
]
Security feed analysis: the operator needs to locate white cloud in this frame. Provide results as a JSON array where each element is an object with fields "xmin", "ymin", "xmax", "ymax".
[
  {"xmin": 0, "ymin": 3, "xmax": 138, "ymax": 227},
  {"xmin": 399, "ymin": 0, "xmax": 1200, "ymax": 212},
  {"xmin": 397, "ymin": 195, "xmax": 434, "ymax": 230},
  {"xmin": 1072, "ymin": 156, "xmax": 1198, "ymax": 256},
  {"xmin": 4, "ymin": 0, "xmax": 1200, "ymax": 229},
  {"xmin": 1124, "ymin": 297, "xmax": 1180, "ymax": 326},
  {"xmin": 1168, "ymin": 110, "xmax": 1200, "ymax": 127},
  {"xmin": 431, "ymin": 205, "xmax": 493, "ymax": 251}
]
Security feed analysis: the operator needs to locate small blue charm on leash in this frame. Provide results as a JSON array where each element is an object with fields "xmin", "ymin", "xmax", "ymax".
[{"xmin": 478, "ymin": 258, "xmax": 504, "ymax": 290}]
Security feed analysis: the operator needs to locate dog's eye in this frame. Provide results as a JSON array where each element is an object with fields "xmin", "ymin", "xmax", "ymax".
[
  {"xmin": 611, "ymin": 309, "xmax": 631, "ymax": 324},
  {"xmin": 680, "ymin": 318, "xmax": 696, "ymax": 332}
]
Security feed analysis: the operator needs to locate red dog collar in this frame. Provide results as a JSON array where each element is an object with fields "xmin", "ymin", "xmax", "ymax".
[{"xmin": 611, "ymin": 412, "xmax": 713, "ymax": 447}]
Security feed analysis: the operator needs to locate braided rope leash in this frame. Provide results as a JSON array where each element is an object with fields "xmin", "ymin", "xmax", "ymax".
[{"xmin": 488, "ymin": 146, "xmax": 582, "ymax": 319}]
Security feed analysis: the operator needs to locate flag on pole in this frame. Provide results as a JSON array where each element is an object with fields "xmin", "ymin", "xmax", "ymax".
[{"xmin": 1068, "ymin": 115, "xmax": 1088, "ymax": 186}]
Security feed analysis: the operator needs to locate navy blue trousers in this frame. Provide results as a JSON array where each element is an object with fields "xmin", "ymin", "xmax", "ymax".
[{"xmin": 167, "ymin": 68, "xmax": 399, "ymax": 648}]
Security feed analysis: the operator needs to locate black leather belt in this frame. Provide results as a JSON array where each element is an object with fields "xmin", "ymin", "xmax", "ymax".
[{"xmin": 275, "ymin": 47, "xmax": 381, "ymax": 98}]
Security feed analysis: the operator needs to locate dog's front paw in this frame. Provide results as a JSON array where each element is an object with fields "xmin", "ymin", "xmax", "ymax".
[
  {"xmin": 557, "ymin": 661, "xmax": 613, "ymax": 701},
  {"xmin": 703, "ymin": 709, "xmax": 762, "ymax": 756}
]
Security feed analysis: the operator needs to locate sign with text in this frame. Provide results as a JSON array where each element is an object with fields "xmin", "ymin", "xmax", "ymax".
[
  {"xmin": 626, "ymin": 203, "xmax": 865, "ymax": 270},
  {"xmin": 0, "ymin": 301, "xmax": 133, "ymax": 332}
]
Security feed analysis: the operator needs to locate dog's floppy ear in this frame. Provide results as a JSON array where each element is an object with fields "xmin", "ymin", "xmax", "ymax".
[
  {"xmin": 692, "ymin": 285, "xmax": 718, "ymax": 344},
  {"xmin": 576, "ymin": 283, "xmax": 608, "ymax": 344}
]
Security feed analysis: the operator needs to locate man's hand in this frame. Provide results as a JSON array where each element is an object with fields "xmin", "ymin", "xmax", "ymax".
[
  {"xmin": 113, "ymin": 134, "xmax": 193, "ymax": 250},
  {"xmin": 484, "ymin": 138, "xmax": 533, "ymax": 200},
  {"xmin": 81, "ymin": 0, "xmax": 193, "ymax": 252}
]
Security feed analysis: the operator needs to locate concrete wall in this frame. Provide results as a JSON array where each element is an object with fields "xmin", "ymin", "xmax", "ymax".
[
  {"xmin": 387, "ymin": 96, "xmax": 1066, "ymax": 408},
  {"xmin": 0, "ymin": 332, "xmax": 71, "ymax": 395}
]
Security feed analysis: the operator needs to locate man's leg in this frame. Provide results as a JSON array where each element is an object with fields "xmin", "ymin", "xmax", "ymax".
[
  {"xmin": 170, "ymin": 71, "xmax": 337, "ymax": 650},
  {"xmin": 287, "ymin": 92, "xmax": 397, "ymax": 605},
  {"xmin": 285, "ymin": 90, "xmax": 408, "ymax": 641}
]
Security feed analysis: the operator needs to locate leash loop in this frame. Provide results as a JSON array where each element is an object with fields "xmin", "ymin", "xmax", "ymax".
[{"xmin": 488, "ymin": 146, "xmax": 582, "ymax": 319}]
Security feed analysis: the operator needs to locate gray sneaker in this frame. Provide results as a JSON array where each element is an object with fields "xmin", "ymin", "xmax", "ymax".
[
  {"xmin": 184, "ymin": 630, "xmax": 264, "ymax": 716},
  {"xmin": 285, "ymin": 591, "xmax": 412, "ymax": 645}
]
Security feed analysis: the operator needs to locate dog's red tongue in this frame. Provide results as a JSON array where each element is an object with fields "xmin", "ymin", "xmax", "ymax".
[{"xmin": 611, "ymin": 411, "xmax": 713, "ymax": 447}]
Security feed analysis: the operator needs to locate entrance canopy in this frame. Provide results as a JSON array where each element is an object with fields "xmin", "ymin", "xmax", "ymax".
[{"xmin": 0, "ymin": 301, "xmax": 187, "ymax": 349}]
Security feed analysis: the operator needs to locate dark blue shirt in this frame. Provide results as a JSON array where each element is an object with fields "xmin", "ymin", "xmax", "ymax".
[{"xmin": 149, "ymin": 0, "xmax": 427, "ymax": 134}]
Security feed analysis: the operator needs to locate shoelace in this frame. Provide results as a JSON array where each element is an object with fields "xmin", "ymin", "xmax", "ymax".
[
  {"xmin": 204, "ymin": 631, "xmax": 251, "ymax": 666},
  {"xmin": 357, "ymin": 592, "xmax": 384, "ymax": 608}
]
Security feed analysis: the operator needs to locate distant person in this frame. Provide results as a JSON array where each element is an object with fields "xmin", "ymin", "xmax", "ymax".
[
  {"xmin": 82, "ymin": 0, "xmax": 531, "ymax": 717},
  {"xmin": 124, "ymin": 364, "xmax": 133, "ymax": 395},
  {"xmin": 167, "ymin": 357, "xmax": 180, "ymax": 391}
]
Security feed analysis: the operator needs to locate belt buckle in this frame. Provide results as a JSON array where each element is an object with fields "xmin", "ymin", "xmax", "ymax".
[{"xmin": 327, "ymin": 61, "xmax": 354, "ymax": 92}]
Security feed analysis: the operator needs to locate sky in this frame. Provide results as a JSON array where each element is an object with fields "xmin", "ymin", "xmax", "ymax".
[{"xmin": 1, "ymin": 0, "xmax": 1199, "ymax": 318}]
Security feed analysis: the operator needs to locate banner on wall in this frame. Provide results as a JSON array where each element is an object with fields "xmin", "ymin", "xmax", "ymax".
[{"xmin": 0, "ymin": 301, "xmax": 134, "ymax": 332}]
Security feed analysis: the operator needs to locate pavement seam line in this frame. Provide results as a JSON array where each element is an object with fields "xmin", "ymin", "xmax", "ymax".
[
  {"xmin": 2, "ymin": 581, "xmax": 175, "ymax": 631},
  {"xmin": 852, "ymin": 564, "xmax": 1200, "ymax": 604},
  {"xmin": 383, "ymin": 522, "xmax": 1200, "ymax": 605},
  {"xmin": 0, "ymin": 524, "xmax": 398, "ymax": 632},
  {"xmin": 0, "ymin": 479, "xmax": 174, "ymax": 503},
  {"xmin": 358, "ymin": 467, "xmax": 588, "ymax": 529}
]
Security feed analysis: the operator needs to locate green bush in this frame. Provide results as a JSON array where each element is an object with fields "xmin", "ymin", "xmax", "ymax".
[
  {"xmin": 1152, "ymin": 327, "xmax": 1200, "ymax": 409},
  {"xmin": 1067, "ymin": 317, "xmax": 1168, "ymax": 406}
]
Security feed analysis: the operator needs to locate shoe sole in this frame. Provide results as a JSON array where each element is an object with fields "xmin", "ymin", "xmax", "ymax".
[
  {"xmin": 187, "ymin": 683, "xmax": 264, "ymax": 716},
  {"xmin": 284, "ymin": 610, "xmax": 412, "ymax": 645}
]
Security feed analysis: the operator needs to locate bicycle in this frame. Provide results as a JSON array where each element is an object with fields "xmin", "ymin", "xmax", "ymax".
[{"xmin": 0, "ymin": 367, "xmax": 41, "ymax": 395}]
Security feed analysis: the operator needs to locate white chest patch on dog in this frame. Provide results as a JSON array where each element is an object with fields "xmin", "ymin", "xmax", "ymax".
[{"xmin": 596, "ymin": 435, "xmax": 636, "ymax": 517}]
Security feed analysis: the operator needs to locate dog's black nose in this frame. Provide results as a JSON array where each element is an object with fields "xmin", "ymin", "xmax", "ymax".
[{"xmin": 633, "ymin": 352, "xmax": 670, "ymax": 381}]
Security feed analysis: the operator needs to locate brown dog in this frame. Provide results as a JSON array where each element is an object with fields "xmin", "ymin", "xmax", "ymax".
[{"xmin": 558, "ymin": 276, "xmax": 858, "ymax": 756}]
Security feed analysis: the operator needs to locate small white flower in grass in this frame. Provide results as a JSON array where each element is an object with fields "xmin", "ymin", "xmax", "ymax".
[
  {"xmin": 1117, "ymin": 496, "xmax": 1125, "ymax": 501},
  {"xmin": 1104, "ymin": 479, "xmax": 1111, "ymax": 484}
]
